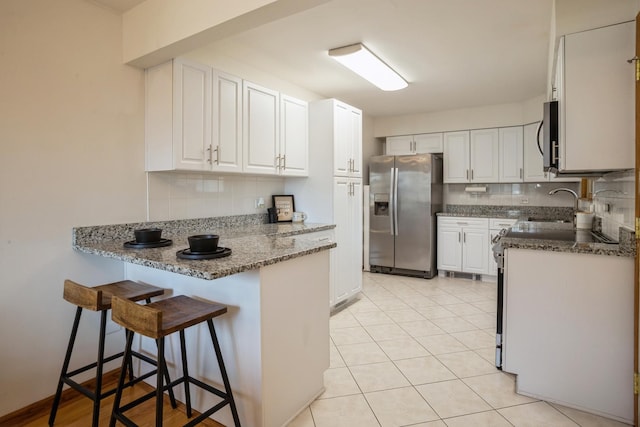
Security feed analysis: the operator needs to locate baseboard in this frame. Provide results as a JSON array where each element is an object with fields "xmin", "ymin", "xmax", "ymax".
[{"xmin": 0, "ymin": 369, "xmax": 122, "ymax": 426}]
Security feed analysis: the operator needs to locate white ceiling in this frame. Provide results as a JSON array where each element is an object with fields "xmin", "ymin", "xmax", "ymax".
[{"xmin": 94, "ymin": 0, "xmax": 554, "ymax": 118}]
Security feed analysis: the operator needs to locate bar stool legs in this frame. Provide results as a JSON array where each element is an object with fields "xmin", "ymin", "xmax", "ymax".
[
  {"xmin": 49, "ymin": 280, "xmax": 173, "ymax": 427},
  {"xmin": 109, "ymin": 295, "xmax": 241, "ymax": 427}
]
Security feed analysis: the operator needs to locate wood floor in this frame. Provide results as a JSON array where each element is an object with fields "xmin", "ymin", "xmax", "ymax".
[{"xmin": 1, "ymin": 370, "xmax": 225, "ymax": 427}]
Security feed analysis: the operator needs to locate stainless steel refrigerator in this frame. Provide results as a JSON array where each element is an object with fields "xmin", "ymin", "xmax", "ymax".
[{"xmin": 369, "ymin": 154, "xmax": 442, "ymax": 278}]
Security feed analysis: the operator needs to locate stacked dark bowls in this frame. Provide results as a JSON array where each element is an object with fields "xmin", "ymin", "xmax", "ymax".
[{"xmin": 187, "ymin": 234, "xmax": 220, "ymax": 253}]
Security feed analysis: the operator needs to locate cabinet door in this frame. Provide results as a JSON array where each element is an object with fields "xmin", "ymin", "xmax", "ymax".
[
  {"xmin": 523, "ymin": 122, "xmax": 548, "ymax": 182},
  {"xmin": 562, "ymin": 21, "xmax": 634, "ymax": 171},
  {"xmin": 462, "ymin": 227, "xmax": 488, "ymax": 274},
  {"xmin": 243, "ymin": 81, "xmax": 279, "ymax": 175},
  {"xmin": 386, "ymin": 136, "xmax": 414, "ymax": 155},
  {"xmin": 211, "ymin": 70, "xmax": 242, "ymax": 173},
  {"xmin": 470, "ymin": 128, "xmax": 499, "ymax": 183},
  {"xmin": 173, "ymin": 58, "xmax": 211, "ymax": 171},
  {"xmin": 280, "ymin": 95, "xmax": 308, "ymax": 176},
  {"xmin": 350, "ymin": 108, "xmax": 363, "ymax": 177},
  {"xmin": 443, "ymin": 131, "xmax": 470, "ymax": 183},
  {"xmin": 333, "ymin": 102, "xmax": 352, "ymax": 176},
  {"xmin": 499, "ymin": 127, "xmax": 523, "ymax": 182},
  {"xmin": 414, "ymin": 133, "xmax": 444, "ymax": 153},
  {"xmin": 348, "ymin": 179, "xmax": 363, "ymax": 295},
  {"xmin": 332, "ymin": 177, "xmax": 351, "ymax": 303},
  {"xmin": 437, "ymin": 225, "xmax": 463, "ymax": 271}
]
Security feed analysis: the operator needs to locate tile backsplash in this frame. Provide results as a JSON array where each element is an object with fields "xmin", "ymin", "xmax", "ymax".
[
  {"xmin": 147, "ymin": 172, "xmax": 285, "ymax": 221},
  {"xmin": 592, "ymin": 170, "xmax": 634, "ymax": 240},
  {"xmin": 444, "ymin": 182, "xmax": 580, "ymax": 208}
]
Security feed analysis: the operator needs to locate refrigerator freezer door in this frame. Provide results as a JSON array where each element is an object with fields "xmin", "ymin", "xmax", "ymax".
[
  {"xmin": 369, "ymin": 156, "xmax": 395, "ymax": 268},
  {"xmin": 395, "ymin": 155, "xmax": 433, "ymax": 271}
]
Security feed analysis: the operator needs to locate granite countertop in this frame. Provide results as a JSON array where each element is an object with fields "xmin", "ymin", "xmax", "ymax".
[
  {"xmin": 439, "ymin": 205, "xmax": 635, "ymax": 257},
  {"xmin": 495, "ymin": 222, "xmax": 635, "ymax": 258},
  {"xmin": 73, "ymin": 215, "xmax": 336, "ymax": 280},
  {"xmin": 437, "ymin": 204, "xmax": 574, "ymax": 221}
]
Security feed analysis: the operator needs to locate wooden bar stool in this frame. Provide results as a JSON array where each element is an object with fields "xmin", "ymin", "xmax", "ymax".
[
  {"xmin": 109, "ymin": 294, "xmax": 241, "ymax": 427},
  {"xmin": 49, "ymin": 279, "xmax": 176, "ymax": 427}
]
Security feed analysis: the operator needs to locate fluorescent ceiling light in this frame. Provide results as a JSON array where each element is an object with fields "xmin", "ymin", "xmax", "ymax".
[{"xmin": 329, "ymin": 43, "xmax": 408, "ymax": 91}]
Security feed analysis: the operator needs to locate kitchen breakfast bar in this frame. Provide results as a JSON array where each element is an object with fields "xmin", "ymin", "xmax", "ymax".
[{"xmin": 72, "ymin": 215, "xmax": 336, "ymax": 427}]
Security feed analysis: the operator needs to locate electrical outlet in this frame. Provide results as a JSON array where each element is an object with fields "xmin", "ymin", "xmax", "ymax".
[
  {"xmin": 255, "ymin": 197, "xmax": 265, "ymax": 209},
  {"xmin": 520, "ymin": 198, "xmax": 529, "ymax": 204}
]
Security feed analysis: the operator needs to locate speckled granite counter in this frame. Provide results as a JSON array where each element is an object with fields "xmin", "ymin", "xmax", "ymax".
[
  {"xmin": 73, "ymin": 214, "xmax": 336, "ymax": 280},
  {"xmin": 498, "ymin": 234, "xmax": 634, "ymax": 257},
  {"xmin": 438, "ymin": 204, "xmax": 574, "ymax": 221},
  {"xmin": 496, "ymin": 223, "xmax": 635, "ymax": 257},
  {"xmin": 438, "ymin": 205, "xmax": 634, "ymax": 257}
]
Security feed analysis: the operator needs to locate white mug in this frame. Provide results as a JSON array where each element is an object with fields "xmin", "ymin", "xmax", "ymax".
[{"xmin": 292, "ymin": 212, "xmax": 307, "ymax": 223}]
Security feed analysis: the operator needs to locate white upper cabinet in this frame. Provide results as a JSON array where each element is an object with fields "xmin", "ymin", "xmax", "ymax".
[
  {"xmin": 334, "ymin": 101, "xmax": 362, "ymax": 177},
  {"xmin": 385, "ymin": 135, "xmax": 413, "ymax": 155},
  {"xmin": 145, "ymin": 58, "xmax": 212, "ymax": 172},
  {"xmin": 279, "ymin": 94, "xmax": 308, "ymax": 176},
  {"xmin": 242, "ymin": 81, "xmax": 280, "ymax": 175},
  {"xmin": 499, "ymin": 126, "xmax": 523, "ymax": 182},
  {"xmin": 145, "ymin": 57, "xmax": 308, "ymax": 176},
  {"xmin": 211, "ymin": 70, "xmax": 242, "ymax": 173},
  {"xmin": 559, "ymin": 21, "xmax": 635, "ymax": 173},
  {"xmin": 386, "ymin": 133, "xmax": 443, "ymax": 155},
  {"xmin": 443, "ymin": 131, "xmax": 470, "ymax": 183},
  {"xmin": 470, "ymin": 128, "xmax": 499, "ymax": 183}
]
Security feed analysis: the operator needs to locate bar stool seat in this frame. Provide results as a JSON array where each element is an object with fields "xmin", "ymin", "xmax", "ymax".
[
  {"xmin": 49, "ymin": 279, "xmax": 175, "ymax": 427},
  {"xmin": 110, "ymin": 294, "xmax": 241, "ymax": 427}
]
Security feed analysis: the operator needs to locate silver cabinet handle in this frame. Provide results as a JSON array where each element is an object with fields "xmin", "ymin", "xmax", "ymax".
[
  {"xmin": 275, "ymin": 155, "xmax": 281, "ymax": 170},
  {"xmin": 466, "ymin": 169, "xmax": 469, "ymax": 180},
  {"xmin": 206, "ymin": 145, "xmax": 213, "ymax": 164},
  {"xmin": 282, "ymin": 154, "xmax": 286, "ymax": 170},
  {"xmin": 520, "ymin": 167, "xmax": 523, "ymax": 179},
  {"xmin": 463, "ymin": 232, "xmax": 466, "ymax": 243},
  {"xmin": 471, "ymin": 169, "xmax": 474, "ymax": 180},
  {"xmin": 458, "ymin": 232, "xmax": 461, "ymax": 243},
  {"xmin": 456, "ymin": 222, "xmax": 468, "ymax": 226}
]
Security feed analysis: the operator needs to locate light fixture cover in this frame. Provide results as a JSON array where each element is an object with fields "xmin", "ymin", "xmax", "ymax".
[{"xmin": 329, "ymin": 43, "xmax": 408, "ymax": 91}]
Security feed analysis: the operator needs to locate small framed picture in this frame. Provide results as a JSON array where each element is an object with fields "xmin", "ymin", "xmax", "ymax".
[{"xmin": 272, "ymin": 195, "xmax": 295, "ymax": 222}]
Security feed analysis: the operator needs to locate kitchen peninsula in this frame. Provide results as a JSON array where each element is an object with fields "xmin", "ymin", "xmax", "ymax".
[{"xmin": 73, "ymin": 214, "xmax": 336, "ymax": 427}]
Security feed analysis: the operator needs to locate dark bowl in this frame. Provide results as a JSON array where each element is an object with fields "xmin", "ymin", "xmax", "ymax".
[
  {"xmin": 188, "ymin": 234, "xmax": 219, "ymax": 253},
  {"xmin": 134, "ymin": 228, "xmax": 162, "ymax": 243}
]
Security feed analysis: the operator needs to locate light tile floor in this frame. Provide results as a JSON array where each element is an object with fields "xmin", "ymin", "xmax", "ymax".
[{"xmin": 287, "ymin": 272, "xmax": 630, "ymax": 427}]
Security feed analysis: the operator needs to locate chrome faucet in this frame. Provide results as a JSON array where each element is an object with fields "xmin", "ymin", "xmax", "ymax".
[{"xmin": 548, "ymin": 187, "xmax": 579, "ymax": 212}]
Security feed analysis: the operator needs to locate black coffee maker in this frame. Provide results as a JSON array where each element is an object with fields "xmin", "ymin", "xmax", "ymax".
[{"xmin": 267, "ymin": 207, "xmax": 278, "ymax": 223}]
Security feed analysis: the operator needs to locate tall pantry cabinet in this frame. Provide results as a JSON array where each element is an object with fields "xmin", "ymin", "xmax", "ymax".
[{"xmin": 285, "ymin": 99, "xmax": 363, "ymax": 307}]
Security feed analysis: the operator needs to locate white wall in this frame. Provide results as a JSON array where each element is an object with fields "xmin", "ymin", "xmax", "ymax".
[
  {"xmin": 148, "ymin": 173, "xmax": 286, "ymax": 220},
  {"xmin": 373, "ymin": 99, "xmax": 540, "ymax": 138},
  {"xmin": 0, "ymin": 0, "xmax": 146, "ymax": 416}
]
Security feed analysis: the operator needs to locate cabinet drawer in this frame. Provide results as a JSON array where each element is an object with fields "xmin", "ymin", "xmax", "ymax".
[
  {"xmin": 304, "ymin": 229, "xmax": 335, "ymax": 244},
  {"xmin": 438, "ymin": 216, "xmax": 488, "ymax": 229},
  {"xmin": 489, "ymin": 218, "xmax": 518, "ymax": 229}
]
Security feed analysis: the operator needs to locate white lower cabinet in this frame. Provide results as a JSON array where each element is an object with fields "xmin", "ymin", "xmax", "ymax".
[{"xmin": 437, "ymin": 217, "xmax": 489, "ymax": 275}]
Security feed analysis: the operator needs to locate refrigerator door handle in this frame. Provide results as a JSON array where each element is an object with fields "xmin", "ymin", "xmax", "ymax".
[
  {"xmin": 393, "ymin": 167, "xmax": 399, "ymax": 236},
  {"xmin": 389, "ymin": 169, "xmax": 395, "ymax": 235}
]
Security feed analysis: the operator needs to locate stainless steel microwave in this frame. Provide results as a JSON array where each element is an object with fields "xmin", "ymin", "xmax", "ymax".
[{"xmin": 542, "ymin": 100, "xmax": 558, "ymax": 173}]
